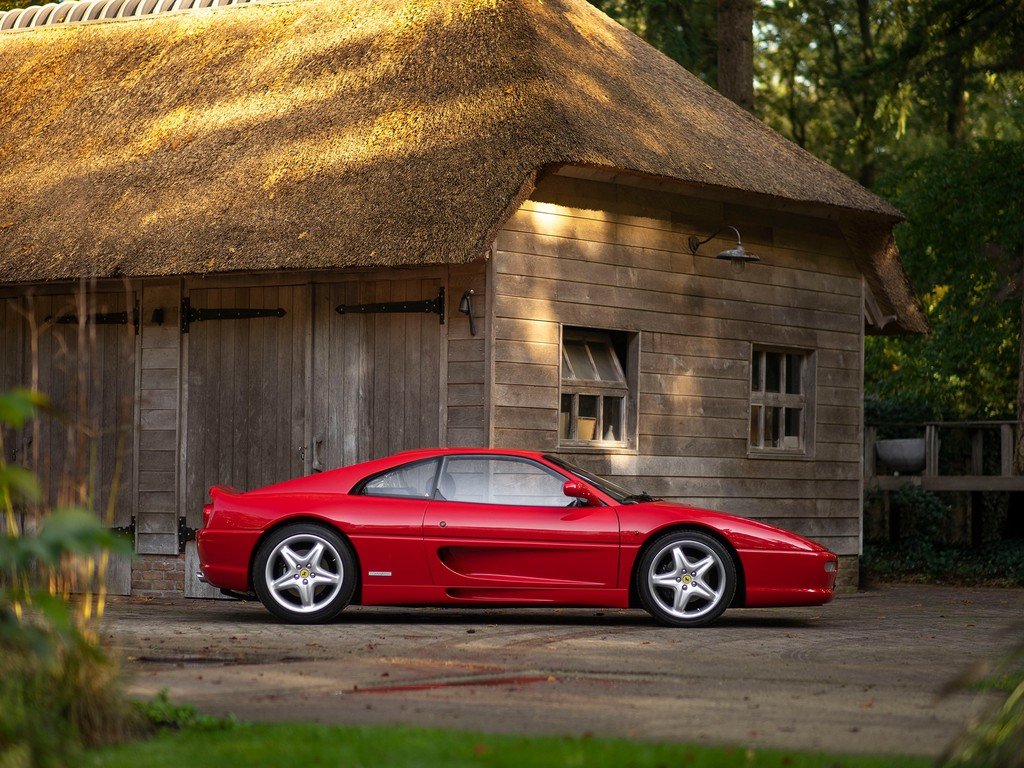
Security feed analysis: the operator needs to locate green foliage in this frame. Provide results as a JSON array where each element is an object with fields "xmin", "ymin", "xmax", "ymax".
[
  {"xmin": 755, "ymin": 0, "xmax": 1024, "ymax": 186},
  {"xmin": 941, "ymin": 636, "xmax": 1024, "ymax": 768},
  {"xmin": 867, "ymin": 140, "xmax": 1024, "ymax": 420},
  {"xmin": 891, "ymin": 483, "xmax": 947, "ymax": 547},
  {"xmin": 0, "ymin": 390, "xmax": 142, "ymax": 767},
  {"xmin": 589, "ymin": 0, "xmax": 717, "ymax": 82},
  {"xmin": 864, "ymin": 394, "xmax": 938, "ymax": 438},
  {"xmin": 863, "ymin": 540, "xmax": 1024, "ymax": 587},
  {"xmin": 862, "ymin": 483, "xmax": 1024, "ymax": 587},
  {"xmin": 135, "ymin": 690, "xmax": 235, "ymax": 732}
]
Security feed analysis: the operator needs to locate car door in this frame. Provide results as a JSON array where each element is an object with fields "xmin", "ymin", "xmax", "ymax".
[{"xmin": 422, "ymin": 455, "xmax": 620, "ymax": 589}]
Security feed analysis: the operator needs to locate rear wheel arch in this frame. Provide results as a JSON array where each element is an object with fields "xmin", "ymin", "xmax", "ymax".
[
  {"xmin": 248, "ymin": 516, "xmax": 362, "ymax": 603},
  {"xmin": 631, "ymin": 524, "xmax": 746, "ymax": 609}
]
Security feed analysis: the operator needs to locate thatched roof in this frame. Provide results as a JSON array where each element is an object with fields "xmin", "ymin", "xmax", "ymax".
[{"xmin": 0, "ymin": 0, "xmax": 925, "ymax": 332}]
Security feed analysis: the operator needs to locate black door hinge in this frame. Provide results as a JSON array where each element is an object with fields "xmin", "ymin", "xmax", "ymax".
[
  {"xmin": 178, "ymin": 516, "xmax": 197, "ymax": 553},
  {"xmin": 53, "ymin": 303, "xmax": 141, "ymax": 334},
  {"xmin": 336, "ymin": 286, "xmax": 445, "ymax": 325},
  {"xmin": 180, "ymin": 297, "xmax": 287, "ymax": 333}
]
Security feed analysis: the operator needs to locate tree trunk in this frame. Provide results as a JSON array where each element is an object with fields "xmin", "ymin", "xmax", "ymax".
[
  {"xmin": 945, "ymin": 26, "xmax": 969, "ymax": 148},
  {"xmin": 1016, "ymin": 251, "xmax": 1024, "ymax": 475},
  {"xmin": 717, "ymin": 0, "xmax": 754, "ymax": 112}
]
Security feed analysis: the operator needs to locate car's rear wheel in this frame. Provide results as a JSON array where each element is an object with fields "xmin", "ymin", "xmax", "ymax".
[
  {"xmin": 638, "ymin": 530, "xmax": 736, "ymax": 627},
  {"xmin": 253, "ymin": 523, "xmax": 356, "ymax": 624}
]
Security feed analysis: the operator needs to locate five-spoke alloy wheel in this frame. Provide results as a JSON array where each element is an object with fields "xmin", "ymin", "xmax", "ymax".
[
  {"xmin": 638, "ymin": 530, "xmax": 736, "ymax": 627},
  {"xmin": 253, "ymin": 523, "xmax": 357, "ymax": 623}
]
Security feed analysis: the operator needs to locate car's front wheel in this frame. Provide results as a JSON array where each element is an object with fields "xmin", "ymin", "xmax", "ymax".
[
  {"xmin": 637, "ymin": 530, "xmax": 736, "ymax": 627},
  {"xmin": 253, "ymin": 523, "xmax": 357, "ymax": 623}
]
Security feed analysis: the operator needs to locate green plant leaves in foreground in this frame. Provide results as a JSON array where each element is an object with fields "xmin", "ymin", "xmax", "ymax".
[{"xmin": 0, "ymin": 508, "xmax": 131, "ymax": 572}]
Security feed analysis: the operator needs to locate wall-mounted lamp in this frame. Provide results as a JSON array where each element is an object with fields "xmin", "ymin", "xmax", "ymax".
[
  {"xmin": 687, "ymin": 226, "xmax": 759, "ymax": 262},
  {"xmin": 459, "ymin": 290, "xmax": 477, "ymax": 336}
]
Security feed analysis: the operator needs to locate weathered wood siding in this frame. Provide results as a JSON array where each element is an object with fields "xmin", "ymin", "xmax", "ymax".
[
  {"xmin": 28, "ymin": 290, "xmax": 136, "ymax": 593},
  {"xmin": 447, "ymin": 263, "xmax": 488, "ymax": 447},
  {"xmin": 490, "ymin": 175, "xmax": 864, "ymax": 555},
  {"xmin": 313, "ymin": 273, "xmax": 448, "ymax": 467},
  {"xmin": 183, "ymin": 285, "xmax": 310, "ymax": 523},
  {"xmin": 137, "ymin": 282, "xmax": 181, "ymax": 555}
]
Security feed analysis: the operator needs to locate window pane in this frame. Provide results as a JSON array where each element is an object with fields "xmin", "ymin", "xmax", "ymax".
[
  {"xmin": 441, "ymin": 457, "xmax": 570, "ymax": 507},
  {"xmin": 602, "ymin": 396, "xmax": 623, "ymax": 441},
  {"xmin": 559, "ymin": 394, "xmax": 573, "ymax": 439},
  {"xmin": 785, "ymin": 354, "xmax": 802, "ymax": 394},
  {"xmin": 364, "ymin": 459, "xmax": 438, "ymax": 498},
  {"xmin": 561, "ymin": 348, "xmax": 571, "ymax": 379},
  {"xmin": 765, "ymin": 352, "xmax": 782, "ymax": 393},
  {"xmin": 749, "ymin": 405, "xmax": 762, "ymax": 447},
  {"xmin": 765, "ymin": 406, "xmax": 783, "ymax": 448},
  {"xmin": 578, "ymin": 395, "xmax": 598, "ymax": 441},
  {"xmin": 751, "ymin": 352, "xmax": 761, "ymax": 391},
  {"xmin": 592, "ymin": 343, "xmax": 625, "ymax": 384},
  {"xmin": 564, "ymin": 340, "xmax": 596, "ymax": 380},
  {"xmin": 784, "ymin": 407, "xmax": 801, "ymax": 449}
]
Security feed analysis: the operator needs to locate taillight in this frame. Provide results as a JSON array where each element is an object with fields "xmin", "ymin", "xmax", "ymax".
[{"xmin": 202, "ymin": 502, "xmax": 213, "ymax": 528}]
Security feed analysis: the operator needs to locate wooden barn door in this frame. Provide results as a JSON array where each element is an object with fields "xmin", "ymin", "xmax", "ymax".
[
  {"xmin": 312, "ymin": 276, "xmax": 445, "ymax": 469},
  {"xmin": 0, "ymin": 298, "xmax": 26, "ymax": 528},
  {"xmin": 29, "ymin": 292, "xmax": 136, "ymax": 595},
  {"xmin": 183, "ymin": 285, "xmax": 309, "ymax": 597}
]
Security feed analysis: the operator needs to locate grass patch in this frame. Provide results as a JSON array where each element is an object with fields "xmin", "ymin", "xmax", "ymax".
[{"xmin": 89, "ymin": 722, "xmax": 931, "ymax": 768}]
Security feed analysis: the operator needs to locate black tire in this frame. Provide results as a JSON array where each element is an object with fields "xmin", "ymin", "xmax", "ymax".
[
  {"xmin": 253, "ymin": 523, "xmax": 357, "ymax": 624},
  {"xmin": 637, "ymin": 529, "xmax": 736, "ymax": 627}
]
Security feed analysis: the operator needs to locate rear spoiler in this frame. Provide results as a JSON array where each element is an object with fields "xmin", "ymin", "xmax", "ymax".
[{"xmin": 209, "ymin": 484, "xmax": 242, "ymax": 501}]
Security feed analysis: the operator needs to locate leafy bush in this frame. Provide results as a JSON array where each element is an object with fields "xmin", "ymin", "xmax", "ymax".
[
  {"xmin": 941, "ymin": 635, "xmax": 1024, "ymax": 768},
  {"xmin": 135, "ymin": 690, "xmax": 235, "ymax": 732},
  {"xmin": 864, "ymin": 394, "xmax": 939, "ymax": 439},
  {"xmin": 862, "ymin": 540, "xmax": 1024, "ymax": 587},
  {"xmin": 863, "ymin": 482, "xmax": 1024, "ymax": 586},
  {"xmin": 0, "ymin": 390, "xmax": 146, "ymax": 767},
  {"xmin": 890, "ymin": 483, "xmax": 947, "ymax": 548}
]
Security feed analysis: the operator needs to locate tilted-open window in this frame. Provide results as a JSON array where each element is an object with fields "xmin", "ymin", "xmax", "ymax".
[{"xmin": 559, "ymin": 328, "xmax": 637, "ymax": 449}]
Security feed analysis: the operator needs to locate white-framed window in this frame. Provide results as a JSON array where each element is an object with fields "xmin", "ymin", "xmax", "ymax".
[
  {"xmin": 749, "ymin": 347, "xmax": 814, "ymax": 454},
  {"xmin": 558, "ymin": 328, "xmax": 637, "ymax": 449}
]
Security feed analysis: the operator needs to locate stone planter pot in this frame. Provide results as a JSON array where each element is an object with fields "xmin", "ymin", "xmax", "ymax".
[{"xmin": 875, "ymin": 437, "xmax": 926, "ymax": 474}]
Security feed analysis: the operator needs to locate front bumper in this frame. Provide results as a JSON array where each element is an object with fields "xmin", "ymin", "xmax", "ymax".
[{"xmin": 740, "ymin": 548, "xmax": 838, "ymax": 607}]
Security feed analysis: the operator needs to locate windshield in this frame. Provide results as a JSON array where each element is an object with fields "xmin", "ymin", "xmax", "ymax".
[{"xmin": 543, "ymin": 455, "xmax": 653, "ymax": 504}]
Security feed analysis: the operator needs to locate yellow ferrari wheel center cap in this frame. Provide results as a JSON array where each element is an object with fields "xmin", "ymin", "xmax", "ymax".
[
  {"xmin": 299, "ymin": 568, "xmax": 310, "ymax": 578},
  {"xmin": 682, "ymin": 575, "xmax": 692, "ymax": 584}
]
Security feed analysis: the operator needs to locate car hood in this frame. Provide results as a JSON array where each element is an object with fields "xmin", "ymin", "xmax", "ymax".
[{"xmin": 624, "ymin": 500, "xmax": 831, "ymax": 553}]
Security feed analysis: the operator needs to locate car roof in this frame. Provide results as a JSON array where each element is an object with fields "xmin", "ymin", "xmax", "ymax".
[{"xmin": 391, "ymin": 447, "xmax": 547, "ymax": 461}]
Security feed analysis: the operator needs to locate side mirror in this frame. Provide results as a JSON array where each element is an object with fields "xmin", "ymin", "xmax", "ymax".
[{"xmin": 563, "ymin": 480, "xmax": 598, "ymax": 506}]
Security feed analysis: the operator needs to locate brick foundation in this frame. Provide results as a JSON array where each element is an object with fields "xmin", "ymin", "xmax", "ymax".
[
  {"xmin": 835, "ymin": 554, "xmax": 859, "ymax": 593},
  {"xmin": 131, "ymin": 554, "xmax": 186, "ymax": 598}
]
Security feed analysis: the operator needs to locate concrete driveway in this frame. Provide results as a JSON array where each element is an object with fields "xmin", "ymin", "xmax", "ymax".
[{"xmin": 102, "ymin": 585, "xmax": 1023, "ymax": 757}]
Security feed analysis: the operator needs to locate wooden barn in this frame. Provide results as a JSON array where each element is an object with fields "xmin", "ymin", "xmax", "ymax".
[{"xmin": 0, "ymin": 0, "xmax": 926, "ymax": 597}]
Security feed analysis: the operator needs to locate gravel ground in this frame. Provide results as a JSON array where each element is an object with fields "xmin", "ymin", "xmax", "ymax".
[{"xmin": 102, "ymin": 584, "xmax": 1024, "ymax": 757}]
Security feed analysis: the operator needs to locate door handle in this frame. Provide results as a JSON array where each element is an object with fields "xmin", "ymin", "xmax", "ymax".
[{"xmin": 312, "ymin": 433, "xmax": 325, "ymax": 473}]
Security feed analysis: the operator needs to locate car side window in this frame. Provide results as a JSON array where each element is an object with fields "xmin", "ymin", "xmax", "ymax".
[
  {"xmin": 437, "ymin": 457, "xmax": 570, "ymax": 507},
  {"xmin": 361, "ymin": 459, "xmax": 439, "ymax": 499}
]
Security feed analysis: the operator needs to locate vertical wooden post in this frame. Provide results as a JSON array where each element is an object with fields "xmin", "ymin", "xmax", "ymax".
[
  {"xmin": 970, "ymin": 428, "xmax": 984, "ymax": 476},
  {"xmin": 924, "ymin": 424, "xmax": 939, "ymax": 477},
  {"xmin": 864, "ymin": 425, "xmax": 876, "ymax": 480},
  {"xmin": 1001, "ymin": 424, "xmax": 1013, "ymax": 476}
]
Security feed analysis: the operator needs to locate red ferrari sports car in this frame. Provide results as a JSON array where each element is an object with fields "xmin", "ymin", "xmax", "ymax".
[{"xmin": 197, "ymin": 448, "xmax": 837, "ymax": 627}]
